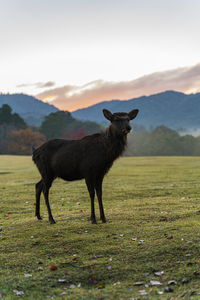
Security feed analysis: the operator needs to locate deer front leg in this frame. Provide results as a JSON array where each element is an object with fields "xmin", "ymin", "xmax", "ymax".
[
  {"xmin": 85, "ymin": 178, "xmax": 97, "ymax": 224},
  {"xmin": 95, "ymin": 179, "xmax": 106, "ymax": 223}
]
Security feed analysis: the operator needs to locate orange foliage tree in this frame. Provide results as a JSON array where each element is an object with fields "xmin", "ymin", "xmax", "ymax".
[
  {"xmin": 62, "ymin": 129, "xmax": 86, "ymax": 140},
  {"xmin": 7, "ymin": 128, "xmax": 46, "ymax": 155}
]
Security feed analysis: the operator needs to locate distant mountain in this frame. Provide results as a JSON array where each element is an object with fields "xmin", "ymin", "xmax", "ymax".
[
  {"xmin": 0, "ymin": 94, "xmax": 59, "ymax": 125},
  {"xmin": 72, "ymin": 91, "xmax": 200, "ymax": 131}
]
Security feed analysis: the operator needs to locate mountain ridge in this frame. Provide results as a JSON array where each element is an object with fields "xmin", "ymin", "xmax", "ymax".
[
  {"xmin": 0, "ymin": 93, "xmax": 59, "ymax": 125},
  {"xmin": 1, "ymin": 90, "xmax": 200, "ymax": 131},
  {"xmin": 72, "ymin": 90, "xmax": 200, "ymax": 130}
]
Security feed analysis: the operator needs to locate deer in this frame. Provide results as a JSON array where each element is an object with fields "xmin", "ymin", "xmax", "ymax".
[{"xmin": 32, "ymin": 108, "xmax": 139, "ymax": 224}]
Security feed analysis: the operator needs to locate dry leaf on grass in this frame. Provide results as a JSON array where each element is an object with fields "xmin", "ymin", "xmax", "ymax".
[
  {"xmin": 154, "ymin": 271, "xmax": 164, "ymax": 276},
  {"xmin": 50, "ymin": 265, "xmax": 57, "ymax": 271},
  {"xmin": 13, "ymin": 290, "xmax": 24, "ymax": 296},
  {"xmin": 150, "ymin": 280, "xmax": 162, "ymax": 286}
]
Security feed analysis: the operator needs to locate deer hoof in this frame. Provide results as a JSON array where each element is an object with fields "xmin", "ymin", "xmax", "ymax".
[{"xmin": 50, "ymin": 219, "xmax": 56, "ymax": 224}]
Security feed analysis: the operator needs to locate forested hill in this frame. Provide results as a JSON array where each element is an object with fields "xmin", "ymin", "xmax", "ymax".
[
  {"xmin": 72, "ymin": 91, "xmax": 200, "ymax": 131},
  {"xmin": 0, "ymin": 94, "xmax": 58, "ymax": 125}
]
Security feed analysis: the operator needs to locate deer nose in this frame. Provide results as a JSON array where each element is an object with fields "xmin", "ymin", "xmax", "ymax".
[{"xmin": 126, "ymin": 125, "xmax": 131, "ymax": 132}]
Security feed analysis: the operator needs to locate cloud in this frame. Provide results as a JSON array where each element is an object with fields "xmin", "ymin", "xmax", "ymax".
[
  {"xmin": 38, "ymin": 81, "xmax": 55, "ymax": 88},
  {"xmin": 36, "ymin": 63, "xmax": 200, "ymax": 111},
  {"xmin": 17, "ymin": 81, "xmax": 55, "ymax": 89}
]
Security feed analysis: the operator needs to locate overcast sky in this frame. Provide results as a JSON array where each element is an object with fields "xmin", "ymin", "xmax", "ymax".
[{"xmin": 1, "ymin": 0, "xmax": 200, "ymax": 110}]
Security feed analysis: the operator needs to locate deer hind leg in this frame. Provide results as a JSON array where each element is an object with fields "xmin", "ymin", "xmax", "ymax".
[
  {"xmin": 42, "ymin": 178, "xmax": 56, "ymax": 224},
  {"xmin": 85, "ymin": 178, "xmax": 97, "ymax": 224},
  {"xmin": 35, "ymin": 156, "xmax": 56, "ymax": 224},
  {"xmin": 35, "ymin": 179, "xmax": 43, "ymax": 220}
]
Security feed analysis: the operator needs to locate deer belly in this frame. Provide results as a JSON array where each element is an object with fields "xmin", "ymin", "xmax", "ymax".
[{"xmin": 58, "ymin": 169, "xmax": 83, "ymax": 181}]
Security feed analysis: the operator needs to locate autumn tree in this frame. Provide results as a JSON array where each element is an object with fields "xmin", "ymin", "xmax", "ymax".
[
  {"xmin": 7, "ymin": 128, "xmax": 46, "ymax": 155},
  {"xmin": 0, "ymin": 104, "xmax": 27, "ymax": 153}
]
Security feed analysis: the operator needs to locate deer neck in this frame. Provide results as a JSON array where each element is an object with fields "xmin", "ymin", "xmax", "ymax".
[{"xmin": 104, "ymin": 126, "xmax": 128, "ymax": 159}]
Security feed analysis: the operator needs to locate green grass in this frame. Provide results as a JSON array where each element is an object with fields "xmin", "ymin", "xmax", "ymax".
[{"xmin": 0, "ymin": 155, "xmax": 200, "ymax": 299}]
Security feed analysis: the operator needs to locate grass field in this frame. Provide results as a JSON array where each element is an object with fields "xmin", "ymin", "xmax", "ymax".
[{"xmin": 0, "ymin": 155, "xmax": 200, "ymax": 299}]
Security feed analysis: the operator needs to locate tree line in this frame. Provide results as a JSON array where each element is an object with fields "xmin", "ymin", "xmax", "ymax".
[
  {"xmin": 126, "ymin": 125, "xmax": 200, "ymax": 156},
  {"xmin": 0, "ymin": 104, "xmax": 102, "ymax": 155},
  {"xmin": 0, "ymin": 104, "xmax": 200, "ymax": 156}
]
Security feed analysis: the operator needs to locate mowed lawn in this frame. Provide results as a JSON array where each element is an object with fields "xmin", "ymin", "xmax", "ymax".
[{"xmin": 0, "ymin": 155, "xmax": 200, "ymax": 299}]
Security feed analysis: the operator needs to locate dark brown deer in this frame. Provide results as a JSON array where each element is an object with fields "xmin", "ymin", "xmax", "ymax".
[{"xmin": 32, "ymin": 108, "xmax": 139, "ymax": 224}]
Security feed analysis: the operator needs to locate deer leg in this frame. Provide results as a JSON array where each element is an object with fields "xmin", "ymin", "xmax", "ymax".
[
  {"xmin": 43, "ymin": 180, "xmax": 56, "ymax": 224},
  {"xmin": 85, "ymin": 178, "xmax": 97, "ymax": 224},
  {"xmin": 95, "ymin": 179, "xmax": 106, "ymax": 223},
  {"xmin": 35, "ymin": 179, "xmax": 43, "ymax": 220}
]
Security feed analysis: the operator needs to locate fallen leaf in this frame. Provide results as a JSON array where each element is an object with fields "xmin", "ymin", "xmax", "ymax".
[
  {"xmin": 107, "ymin": 266, "xmax": 112, "ymax": 270},
  {"xmin": 97, "ymin": 285, "xmax": 105, "ymax": 289},
  {"xmin": 13, "ymin": 290, "xmax": 24, "ymax": 296},
  {"xmin": 178, "ymin": 292, "xmax": 187, "ymax": 298},
  {"xmin": 113, "ymin": 281, "xmax": 120, "ymax": 286},
  {"xmin": 50, "ymin": 265, "xmax": 57, "ymax": 271},
  {"xmin": 164, "ymin": 287, "xmax": 173, "ymax": 293},
  {"xmin": 168, "ymin": 280, "xmax": 177, "ymax": 285},
  {"xmin": 58, "ymin": 279, "xmax": 67, "ymax": 283},
  {"xmin": 154, "ymin": 271, "xmax": 164, "ymax": 276},
  {"xmin": 150, "ymin": 280, "xmax": 162, "ymax": 286},
  {"xmin": 138, "ymin": 240, "xmax": 144, "ymax": 245},
  {"xmin": 24, "ymin": 274, "xmax": 32, "ymax": 278},
  {"xmin": 88, "ymin": 277, "xmax": 97, "ymax": 284},
  {"xmin": 7, "ymin": 213, "xmax": 12, "ymax": 215},
  {"xmin": 0, "ymin": 292, "xmax": 6, "ymax": 297},
  {"xmin": 133, "ymin": 281, "xmax": 144, "ymax": 286},
  {"xmin": 59, "ymin": 292, "xmax": 67, "ymax": 296},
  {"xmin": 182, "ymin": 278, "xmax": 189, "ymax": 284},
  {"xmin": 191, "ymin": 291, "xmax": 200, "ymax": 296},
  {"xmin": 139, "ymin": 290, "xmax": 148, "ymax": 295},
  {"xmin": 69, "ymin": 284, "xmax": 75, "ymax": 289},
  {"xmin": 193, "ymin": 271, "xmax": 200, "ymax": 276},
  {"xmin": 159, "ymin": 217, "xmax": 168, "ymax": 221}
]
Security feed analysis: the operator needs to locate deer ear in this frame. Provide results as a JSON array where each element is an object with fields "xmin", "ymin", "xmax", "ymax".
[
  {"xmin": 128, "ymin": 109, "xmax": 139, "ymax": 120},
  {"xmin": 103, "ymin": 109, "xmax": 113, "ymax": 121}
]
